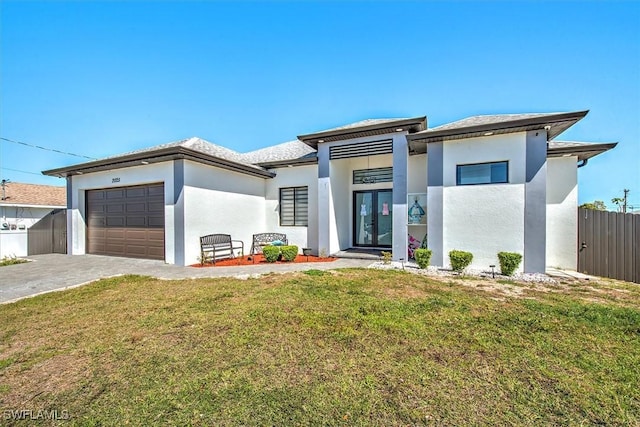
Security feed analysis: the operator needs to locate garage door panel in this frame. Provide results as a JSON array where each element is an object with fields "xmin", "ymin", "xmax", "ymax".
[
  {"xmin": 125, "ymin": 229, "xmax": 148, "ymax": 239},
  {"xmin": 148, "ymin": 201, "xmax": 164, "ymax": 212},
  {"xmin": 88, "ymin": 191, "xmax": 105, "ymax": 201},
  {"xmin": 147, "ymin": 247, "xmax": 165, "ymax": 258},
  {"xmin": 126, "ymin": 217, "xmax": 146, "ymax": 227},
  {"xmin": 106, "ymin": 217, "xmax": 125, "ymax": 227},
  {"xmin": 107, "ymin": 204, "xmax": 124, "ymax": 213},
  {"xmin": 87, "ymin": 184, "xmax": 165, "ymax": 260},
  {"xmin": 126, "ymin": 245, "xmax": 149, "ymax": 256},
  {"xmin": 148, "ymin": 216, "xmax": 164, "ymax": 227},
  {"xmin": 147, "ymin": 229, "xmax": 164, "ymax": 241},
  {"xmin": 147, "ymin": 185, "xmax": 164, "ymax": 196},
  {"xmin": 126, "ymin": 188, "xmax": 146, "ymax": 198},
  {"xmin": 107, "ymin": 189, "xmax": 125, "ymax": 199},
  {"xmin": 87, "ymin": 217, "xmax": 105, "ymax": 227},
  {"xmin": 126, "ymin": 202, "xmax": 146, "ymax": 213}
]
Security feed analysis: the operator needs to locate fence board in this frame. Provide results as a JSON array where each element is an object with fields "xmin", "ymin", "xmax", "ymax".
[
  {"xmin": 578, "ymin": 208, "xmax": 639, "ymax": 283},
  {"xmin": 28, "ymin": 209, "xmax": 67, "ymax": 255}
]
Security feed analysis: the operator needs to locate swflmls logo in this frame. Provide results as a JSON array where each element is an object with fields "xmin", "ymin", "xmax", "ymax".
[{"xmin": 3, "ymin": 409, "xmax": 70, "ymax": 420}]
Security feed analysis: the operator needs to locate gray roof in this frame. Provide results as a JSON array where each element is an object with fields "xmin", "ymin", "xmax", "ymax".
[
  {"xmin": 298, "ymin": 116, "xmax": 427, "ymax": 148},
  {"xmin": 426, "ymin": 112, "xmax": 570, "ymax": 132},
  {"xmin": 316, "ymin": 118, "xmax": 414, "ymax": 133},
  {"xmin": 241, "ymin": 140, "xmax": 317, "ymax": 166},
  {"xmin": 407, "ymin": 110, "xmax": 589, "ymax": 154},
  {"xmin": 547, "ymin": 140, "xmax": 617, "ymax": 161},
  {"xmin": 44, "ymin": 136, "xmax": 275, "ymax": 178},
  {"xmin": 111, "ymin": 137, "xmax": 257, "ymax": 169}
]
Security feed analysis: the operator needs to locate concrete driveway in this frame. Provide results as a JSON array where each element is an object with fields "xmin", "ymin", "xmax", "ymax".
[{"xmin": 0, "ymin": 254, "xmax": 372, "ymax": 304}]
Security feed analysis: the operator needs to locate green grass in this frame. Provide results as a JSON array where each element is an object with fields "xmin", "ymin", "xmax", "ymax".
[
  {"xmin": 0, "ymin": 270, "xmax": 638, "ymax": 425},
  {"xmin": 0, "ymin": 256, "xmax": 28, "ymax": 267}
]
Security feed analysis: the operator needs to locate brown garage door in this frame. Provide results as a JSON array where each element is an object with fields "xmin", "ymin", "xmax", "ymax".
[{"xmin": 86, "ymin": 183, "xmax": 165, "ymax": 260}]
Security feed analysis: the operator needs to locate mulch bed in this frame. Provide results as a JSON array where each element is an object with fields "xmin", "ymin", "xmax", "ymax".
[{"xmin": 190, "ymin": 254, "xmax": 337, "ymax": 268}]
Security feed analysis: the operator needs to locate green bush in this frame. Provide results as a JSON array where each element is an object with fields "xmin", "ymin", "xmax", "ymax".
[
  {"xmin": 449, "ymin": 250, "xmax": 473, "ymax": 272},
  {"xmin": 263, "ymin": 246, "xmax": 281, "ymax": 263},
  {"xmin": 281, "ymin": 245, "xmax": 298, "ymax": 262},
  {"xmin": 497, "ymin": 252, "xmax": 523, "ymax": 276},
  {"xmin": 414, "ymin": 248, "xmax": 432, "ymax": 269},
  {"xmin": 380, "ymin": 251, "xmax": 392, "ymax": 265}
]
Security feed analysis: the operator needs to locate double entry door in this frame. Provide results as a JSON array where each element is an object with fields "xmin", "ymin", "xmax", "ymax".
[{"xmin": 353, "ymin": 189, "xmax": 392, "ymax": 248}]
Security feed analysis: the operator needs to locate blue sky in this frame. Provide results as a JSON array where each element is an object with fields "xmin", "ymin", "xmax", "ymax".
[{"xmin": 1, "ymin": 1, "xmax": 638, "ymax": 209}]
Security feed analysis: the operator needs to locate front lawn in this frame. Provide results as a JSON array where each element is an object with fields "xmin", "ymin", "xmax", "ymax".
[{"xmin": 1, "ymin": 269, "xmax": 638, "ymax": 425}]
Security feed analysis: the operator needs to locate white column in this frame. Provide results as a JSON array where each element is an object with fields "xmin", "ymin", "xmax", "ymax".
[{"xmin": 392, "ymin": 134, "xmax": 408, "ymax": 261}]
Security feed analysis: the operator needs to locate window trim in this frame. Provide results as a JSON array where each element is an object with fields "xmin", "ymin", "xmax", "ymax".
[
  {"xmin": 279, "ymin": 186, "xmax": 308, "ymax": 227},
  {"xmin": 456, "ymin": 161, "xmax": 509, "ymax": 186}
]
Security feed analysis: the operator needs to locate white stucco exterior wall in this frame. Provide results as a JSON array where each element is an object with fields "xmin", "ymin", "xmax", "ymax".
[
  {"xmin": 264, "ymin": 164, "xmax": 318, "ymax": 253},
  {"xmin": 66, "ymin": 162, "xmax": 175, "ymax": 261},
  {"xmin": 546, "ymin": 156, "xmax": 578, "ymax": 269},
  {"xmin": 442, "ymin": 133, "xmax": 527, "ymax": 270},
  {"xmin": 182, "ymin": 161, "xmax": 266, "ymax": 265},
  {"xmin": 329, "ymin": 159, "xmax": 351, "ymax": 252},
  {"xmin": 0, "ymin": 205, "xmax": 60, "ymax": 257},
  {"xmin": 0, "ymin": 231, "xmax": 27, "ymax": 257}
]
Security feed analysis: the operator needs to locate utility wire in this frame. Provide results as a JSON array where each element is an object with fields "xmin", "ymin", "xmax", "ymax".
[
  {"xmin": 0, "ymin": 137, "xmax": 97, "ymax": 160},
  {"xmin": 0, "ymin": 167, "xmax": 44, "ymax": 176}
]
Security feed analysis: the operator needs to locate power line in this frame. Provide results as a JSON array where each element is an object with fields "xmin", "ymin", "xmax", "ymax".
[
  {"xmin": 0, "ymin": 167, "xmax": 44, "ymax": 176},
  {"xmin": 0, "ymin": 137, "xmax": 97, "ymax": 160}
]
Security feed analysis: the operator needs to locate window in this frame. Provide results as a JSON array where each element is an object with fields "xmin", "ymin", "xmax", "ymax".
[
  {"xmin": 353, "ymin": 167, "xmax": 393, "ymax": 184},
  {"xmin": 456, "ymin": 161, "xmax": 508, "ymax": 185},
  {"xmin": 279, "ymin": 186, "xmax": 308, "ymax": 226}
]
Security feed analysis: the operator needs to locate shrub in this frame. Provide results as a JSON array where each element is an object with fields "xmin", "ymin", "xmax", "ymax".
[
  {"xmin": 449, "ymin": 250, "xmax": 473, "ymax": 272},
  {"xmin": 262, "ymin": 246, "xmax": 280, "ymax": 263},
  {"xmin": 380, "ymin": 251, "xmax": 392, "ymax": 265},
  {"xmin": 281, "ymin": 245, "xmax": 298, "ymax": 262},
  {"xmin": 414, "ymin": 248, "xmax": 432, "ymax": 269},
  {"xmin": 497, "ymin": 252, "xmax": 523, "ymax": 276}
]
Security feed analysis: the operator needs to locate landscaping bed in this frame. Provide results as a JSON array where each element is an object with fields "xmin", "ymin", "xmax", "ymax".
[{"xmin": 191, "ymin": 254, "xmax": 337, "ymax": 267}]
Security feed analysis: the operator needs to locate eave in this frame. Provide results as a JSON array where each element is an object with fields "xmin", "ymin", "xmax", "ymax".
[
  {"xmin": 298, "ymin": 116, "xmax": 427, "ymax": 149},
  {"xmin": 43, "ymin": 146, "xmax": 276, "ymax": 179},
  {"xmin": 407, "ymin": 111, "xmax": 589, "ymax": 154},
  {"xmin": 547, "ymin": 142, "xmax": 618, "ymax": 162}
]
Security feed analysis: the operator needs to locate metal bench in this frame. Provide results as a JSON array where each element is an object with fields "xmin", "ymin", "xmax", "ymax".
[
  {"xmin": 200, "ymin": 234, "xmax": 244, "ymax": 265},
  {"xmin": 250, "ymin": 233, "xmax": 288, "ymax": 261}
]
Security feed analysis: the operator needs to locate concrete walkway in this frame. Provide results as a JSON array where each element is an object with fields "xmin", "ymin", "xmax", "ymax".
[{"xmin": 0, "ymin": 254, "xmax": 372, "ymax": 304}]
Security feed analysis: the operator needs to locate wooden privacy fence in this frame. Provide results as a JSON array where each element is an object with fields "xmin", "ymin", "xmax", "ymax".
[
  {"xmin": 578, "ymin": 208, "xmax": 639, "ymax": 284},
  {"xmin": 28, "ymin": 209, "xmax": 67, "ymax": 255}
]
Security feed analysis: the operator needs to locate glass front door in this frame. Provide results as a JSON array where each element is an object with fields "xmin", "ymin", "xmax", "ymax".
[{"xmin": 353, "ymin": 190, "xmax": 392, "ymax": 247}]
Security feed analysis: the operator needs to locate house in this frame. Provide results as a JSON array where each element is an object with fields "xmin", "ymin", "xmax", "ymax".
[
  {"xmin": 0, "ymin": 182, "xmax": 66, "ymax": 257},
  {"xmin": 43, "ymin": 110, "xmax": 616, "ymax": 272}
]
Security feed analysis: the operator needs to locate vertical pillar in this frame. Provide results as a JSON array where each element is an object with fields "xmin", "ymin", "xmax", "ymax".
[
  {"xmin": 524, "ymin": 130, "xmax": 547, "ymax": 273},
  {"xmin": 427, "ymin": 142, "xmax": 444, "ymax": 266},
  {"xmin": 66, "ymin": 175, "xmax": 73, "ymax": 255},
  {"xmin": 317, "ymin": 144, "xmax": 331, "ymax": 256},
  {"xmin": 173, "ymin": 159, "xmax": 185, "ymax": 265},
  {"xmin": 392, "ymin": 134, "xmax": 408, "ymax": 261}
]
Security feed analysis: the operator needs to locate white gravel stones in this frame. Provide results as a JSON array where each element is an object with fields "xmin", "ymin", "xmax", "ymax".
[{"xmin": 368, "ymin": 261, "xmax": 558, "ymax": 284}]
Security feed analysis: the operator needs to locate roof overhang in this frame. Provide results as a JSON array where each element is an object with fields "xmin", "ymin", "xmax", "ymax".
[
  {"xmin": 547, "ymin": 142, "xmax": 617, "ymax": 162},
  {"xmin": 256, "ymin": 156, "xmax": 319, "ymax": 169},
  {"xmin": 298, "ymin": 116, "xmax": 427, "ymax": 149},
  {"xmin": 43, "ymin": 146, "xmax": 276, "ymax": 179},
  {"xmin": 407, "ymin": 110, "xmax": 589, "ymax": 154},
  {"xmin": 0, "ymin": 203, "xmax": 65, "ymax": 209}
]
